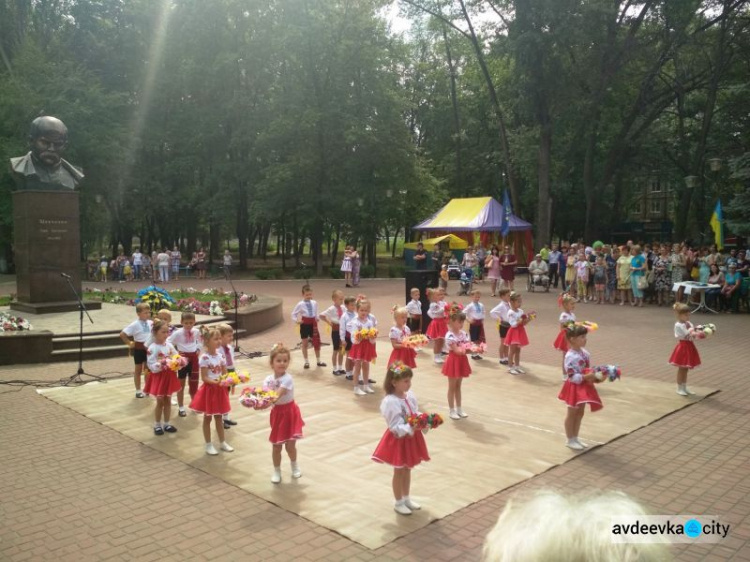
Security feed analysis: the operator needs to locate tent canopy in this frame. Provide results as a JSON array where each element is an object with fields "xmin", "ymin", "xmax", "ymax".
[
  {"xmin": 403, "ymin": 234, "xmax": 468, "ymax": 250},
  {"xmin": 413, "ymin": 197, "xmax": 532, "ymax": 232}
]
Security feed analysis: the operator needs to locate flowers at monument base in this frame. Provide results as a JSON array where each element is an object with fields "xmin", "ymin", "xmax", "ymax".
[
  {"xmin": 135, "ymin": 286, "xmax": 175, "ymax": 312},
  {"xmin": 0, "ymin": 312, "xmax": 33, "ymax": 332},
  {"xmin": 209, "ymin": 300, "xmax": 223, "ymax": 316}
]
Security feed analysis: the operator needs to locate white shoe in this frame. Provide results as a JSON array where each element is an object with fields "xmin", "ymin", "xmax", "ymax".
[
  {"xmin": 676, "ymin": 386, "xmax": 689, "ymax": 396},
  {"xmin": 575, "ymin": 438, "xmax": 588, "ymax": 449},
  {"xmin": 354, "ymin": 386, "xmax": 367, "ymax": 396},
  {"xmin": 404, "ymin": 497, "xmax": 421, "ymax": 510},
  {"xmin": 394, "ymin": 502, "xmax": 412, "ymax": 516},
  {"xmin": 508, "ymin": 368, "xmax": 521, "ymax": 375},
  {"xmin": 291, "ymin": 463, "xmax": 302, "ymax": 478},
  {"xmin": 271, "ymin": 468, "xmax": 281, "ymax": 484},
  {"xmin": 220, "ymin": 442, "xmax": 234, "ymax": 452},
  {"xmin": 434, "ymin": 358, "xmax": 444, "ymax": 364},
  {"xmin": 515, "ymin": 367, "xmax": 526, "ymax": 374},
  {"xmin": 449, "ymin": 409, "xmax": 460, "ymax": 420},
  {"xmin": 135, "ymin": 391, "xmax": 145, "ymax": 398},
  {"xmin": 566, "ymin": 439, "xmax": 584, "ymax": 451},
  {"xmin": 205, "ymin": 443, "xmax": 219, "ymax": 456},
  {"xmin": 171, "ymin": 396, "xmax": 178, "ymax": 405},
  {"xmin": 684, "ymin": 387, "xmax": 695, "ymax": 396},
  {"xmin": 364, "ymin": 385, "xmax": 375, "ymax": 394},
  {"xmin": 457, "ymin": 408, "xmax": 469, "ymax": 418}
]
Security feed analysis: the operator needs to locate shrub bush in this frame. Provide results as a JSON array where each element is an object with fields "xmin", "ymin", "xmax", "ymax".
[
  {"xmin": 329, "ymin": 268, "xmax": 343, "ymax": 279},
  {"xmin": 360, "ymin": 264, "xmax": 376, "ymax": 278},
  {"xmin": 255, "ymin": 269, "xmax": 275, "ymax": 280},
  {"xmin": 388, "ymin": 265, "xmax": 405, "ymax": 278},
  {"xmin": 293, "ymin": 268, "xmax": 311, "ymax": 280}
]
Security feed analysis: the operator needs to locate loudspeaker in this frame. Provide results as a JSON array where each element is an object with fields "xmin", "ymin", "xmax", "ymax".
[{"xmin": 404, "ymin": 269, "xmax": 439, "ymax": 331}]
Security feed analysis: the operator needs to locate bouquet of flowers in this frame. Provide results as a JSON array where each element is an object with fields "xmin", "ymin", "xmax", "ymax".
[
  {"xmin": 691, "ymin": 323, "xmax": 717, "ymax": 339},
  {"xmin": 584, "ymin": 364, "xmax": 622, "ymax": 382},
  {"xmin": 238, "ymin": 386, "xmax": 278, "ymax": 409},
  {"xmin": 354, "ymin": 327, "xmax": 378, "ymax": 343},
  {"xmin": 406, "ymin": 412, "xmax": 444, "ymax": 431},
  {"xmin": 521, "ymin": 311, "xmax": 537, "ymax": 322},
  {"xmin": 402, "ymin": 334, "xmax": 429, "ymax": 349},
  {"xmin": 161, "ymin": 354, "xmax": 188, "ymax": 372},
  {"xmin": 444, "ymin": 302, "xmax": 463, "ymax": 315},
  {"xmin": 460, "ymin": 341, "xmax": 487, "ymax": 354},
  {"xmin": 0, "ymin": 312, "xmax": 33, "ymax": 332},
  {"xmin": 220, "ymin": 371, "xmax": 250, "ymax": 387},
  {"xmin": 135, "ymin": 286, "xmax": 175, "ymax": 312}
]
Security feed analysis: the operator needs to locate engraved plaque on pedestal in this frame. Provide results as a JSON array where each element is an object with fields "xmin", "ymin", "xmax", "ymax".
[{"xmin": 11, "ymin": 191, "xmax": 100, "ymax": 314}]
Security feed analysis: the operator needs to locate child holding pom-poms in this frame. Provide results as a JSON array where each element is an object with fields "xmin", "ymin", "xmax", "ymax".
[
  {"xmin": 669, "ymin": 303, "xmax": 701, "ymax": 396},
  {"xmin": 347, "ymin": 298, "xmax": 378, "ymax": 396},
  {"xmin": 443, "ymin": 308, "xmax": 472, "ymax": 420},
  {"xmin": 388, "ymin": 306, "xmax": 417, "ymax": 369},
  {"xmin": 371, "ymin": 362, "xmax": 430, "ymax": 516},
  {"xmin": 553, "ymin": 294, "xmax": 577, "ymax": 376},
  {"xmin": 425, "ymin": 288, "xmax": 448, "ymax": 365},
  {"xmin": 505, "ymin": 292, "xmax": 532, "ymax": 376},
  {"xmin": 144, "ymin": 319, "xmax": 183, "ymax": 435},
  {"xmin": 261, "ymin": 343, "xmax": 305, "ymax": 484},
  {"xmin": 558, "ymin": 324, "xmax": 602, "ymax": 451},
  {"xmin": 190, "ymin": 327, "xmax": 234, "ymax": 455}
]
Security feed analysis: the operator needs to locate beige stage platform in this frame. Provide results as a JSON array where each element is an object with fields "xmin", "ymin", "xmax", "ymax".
[{"xmin": 39, "ymin": 352, "xmax": 716, "ymax": 550}]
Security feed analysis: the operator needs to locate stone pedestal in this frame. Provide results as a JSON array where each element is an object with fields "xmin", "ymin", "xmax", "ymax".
[{"xmin": 10, "ymin": 191, "xmax": 100, "ymax": 314}]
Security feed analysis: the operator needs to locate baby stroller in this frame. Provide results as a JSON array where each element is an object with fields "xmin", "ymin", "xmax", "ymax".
[{"xmin": 458, "ymin": 267, "xmax": 474, "ymax": 296}]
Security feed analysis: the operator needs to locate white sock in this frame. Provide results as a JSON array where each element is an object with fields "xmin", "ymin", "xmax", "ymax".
[
  {"xmin": 154, "ymin": 422, "xmax": 162, "ymax": 429},
  {"xmin": 394, "ymin": 498, "xmax": 404, "ymax": 506}
]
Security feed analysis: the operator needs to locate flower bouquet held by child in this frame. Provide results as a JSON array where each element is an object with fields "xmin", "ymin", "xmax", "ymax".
[
  {"xmin": 584, "ymin": 364, "xmax": 622, "ymax": 382},
  {"xmin": 238, "ymin": 386, "xmax": 279, "ymax": 409},
  {"xmin": 407, "ymin": 412, "xmax": 444, "ymax": 431}
]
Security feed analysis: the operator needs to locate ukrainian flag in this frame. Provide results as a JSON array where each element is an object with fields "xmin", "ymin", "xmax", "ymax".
[{"xmin": 709, "ymin": 200, "xmax": 724, "ymax": 250}]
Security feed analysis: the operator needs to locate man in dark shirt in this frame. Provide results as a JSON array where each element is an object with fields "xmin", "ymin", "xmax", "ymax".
[{"xmin": 414, "ymin": 242, "xmax": 427, "ymax": 270}]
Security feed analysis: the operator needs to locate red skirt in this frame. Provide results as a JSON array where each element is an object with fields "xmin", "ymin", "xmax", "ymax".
[
  {"xmin": 388, "ymin": 347, "xmax": 417, "ymax": 369},
  {"xmin": 505, "ymin": 325, "xmax": 529, "ymax": 347},
  {"xmin": 558, "ymin": 380, "xmax": 602, "ymax": 412},
  {"xmin": 553, "ymin": 329, "xmax": 569, "ymax": 352},
  {"xmin": 442, "ymin": 352, "xmax": 471, "ymax": 378},
  {"xmin": 269, "ymin": 401, "xmax": 305, "ymax": 444},
  {"xmin": 372, "ymin": 429, "xmax": 430, "ymax": 469},
  {"xmin": 190, "ymin": 383, "xmax": 231, "ymax": 416},
  {"xmin": 349, "ymin": 339, "xmax": 377, "ymax": 362},
  {"xmin": 143, "ymin": 369, "xmax": 182, "ymax": 397},
  {"xmin": 425, "ymin": 317, "xmax": 447, "ymax": 340},
  {"xmin": 669, "ymin": 340, "xmax": 701, "ymax": 369}
]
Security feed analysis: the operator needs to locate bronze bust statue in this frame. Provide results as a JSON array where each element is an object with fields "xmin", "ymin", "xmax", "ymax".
[{"xmin": 9, "ymin": 116, "xmax": 84, "ymax": 191}]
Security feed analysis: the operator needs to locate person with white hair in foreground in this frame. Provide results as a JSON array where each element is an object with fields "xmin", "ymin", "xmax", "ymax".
[{"xmin": 483, "ymin": 490, "xmax": 670, "ymax": 562}]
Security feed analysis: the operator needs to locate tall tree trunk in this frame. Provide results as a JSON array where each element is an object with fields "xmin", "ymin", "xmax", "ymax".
[
  {"xmin": 442, "ymin": 25, "xmax": 463, "ymax": 195},
  {"xmin": 236, "ymin": 181, "xmax": 248, "ymax": 269},
  {"xmin": 537, "ymin": 118, "xmax": 552, "ymax": 246},
  {"xmin": 330, "ymin": 224, "xmax": 341, "ymax": 269}
]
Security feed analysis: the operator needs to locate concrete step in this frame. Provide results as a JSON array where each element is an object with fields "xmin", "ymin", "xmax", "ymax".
[{"xmin": 49, "ymin": 327, "xmax": 248, "ymax": 362}]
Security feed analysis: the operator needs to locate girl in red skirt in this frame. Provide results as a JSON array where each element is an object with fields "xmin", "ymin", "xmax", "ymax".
[
  {"xmin": 388, "ymin": 306, "xmax": 417, "ymax": 369},
  {"xmin": 145, "ymin": 319, "xmax": 183, "ymax": 435},
  {"xmin": 557, "ymin": 324, "xmax": 602, "ymax": 451},
  {"xmin": 260, "ymin": 343, "xmax": 305, "ymax": 484},
  {"xmin": 443, "ymin": 309, "xmax": 471, "ymax": 420},
  {"xmin": 425, "ymin": 288, "xmax": 448, "ymax": 365},
  {"xmin": 554, "ymin": 294, "xmax": 577, "ymax": 376},
  {"xmin": 669, "ymin": 303, "xmax": 701, "ymax": 396},
  {"xmin": 372, "ymin": 362, "xmax": 430, "ymax": 515},
  {"xmin": 505, "ymin": 292, "xmax": 531, "ymax": 375},
  {"xmin": 190, "ymin": 327, "xmax": 233, "ymax": 456},
  {"xmin": 347, "ymin": 298, "xmax": 378, "ymax": 396}
]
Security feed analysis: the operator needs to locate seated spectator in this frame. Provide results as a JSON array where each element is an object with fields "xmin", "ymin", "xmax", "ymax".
[
  {"xmin": 706, "ymin": 264, "xmax": 724, "ymax": 310},
  {"xmin": 528, "ymin": 254, "xmax": 549, "ymax": 285},
  {"xmin": 483, "ymin": 490, "xmax": 669, "ymax": 562},
  {"xmin": 721, "ymin": 263, "xmax": 742, "ymax": 313}
]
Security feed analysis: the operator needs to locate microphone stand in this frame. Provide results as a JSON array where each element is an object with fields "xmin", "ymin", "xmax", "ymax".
[
  {"xmin": 226, "ymin": 273, "xmax": 252, "ymax": 358},
  {"xmin": 62, "ymin": 274, "xmax": 106, "ymax": 384}
]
